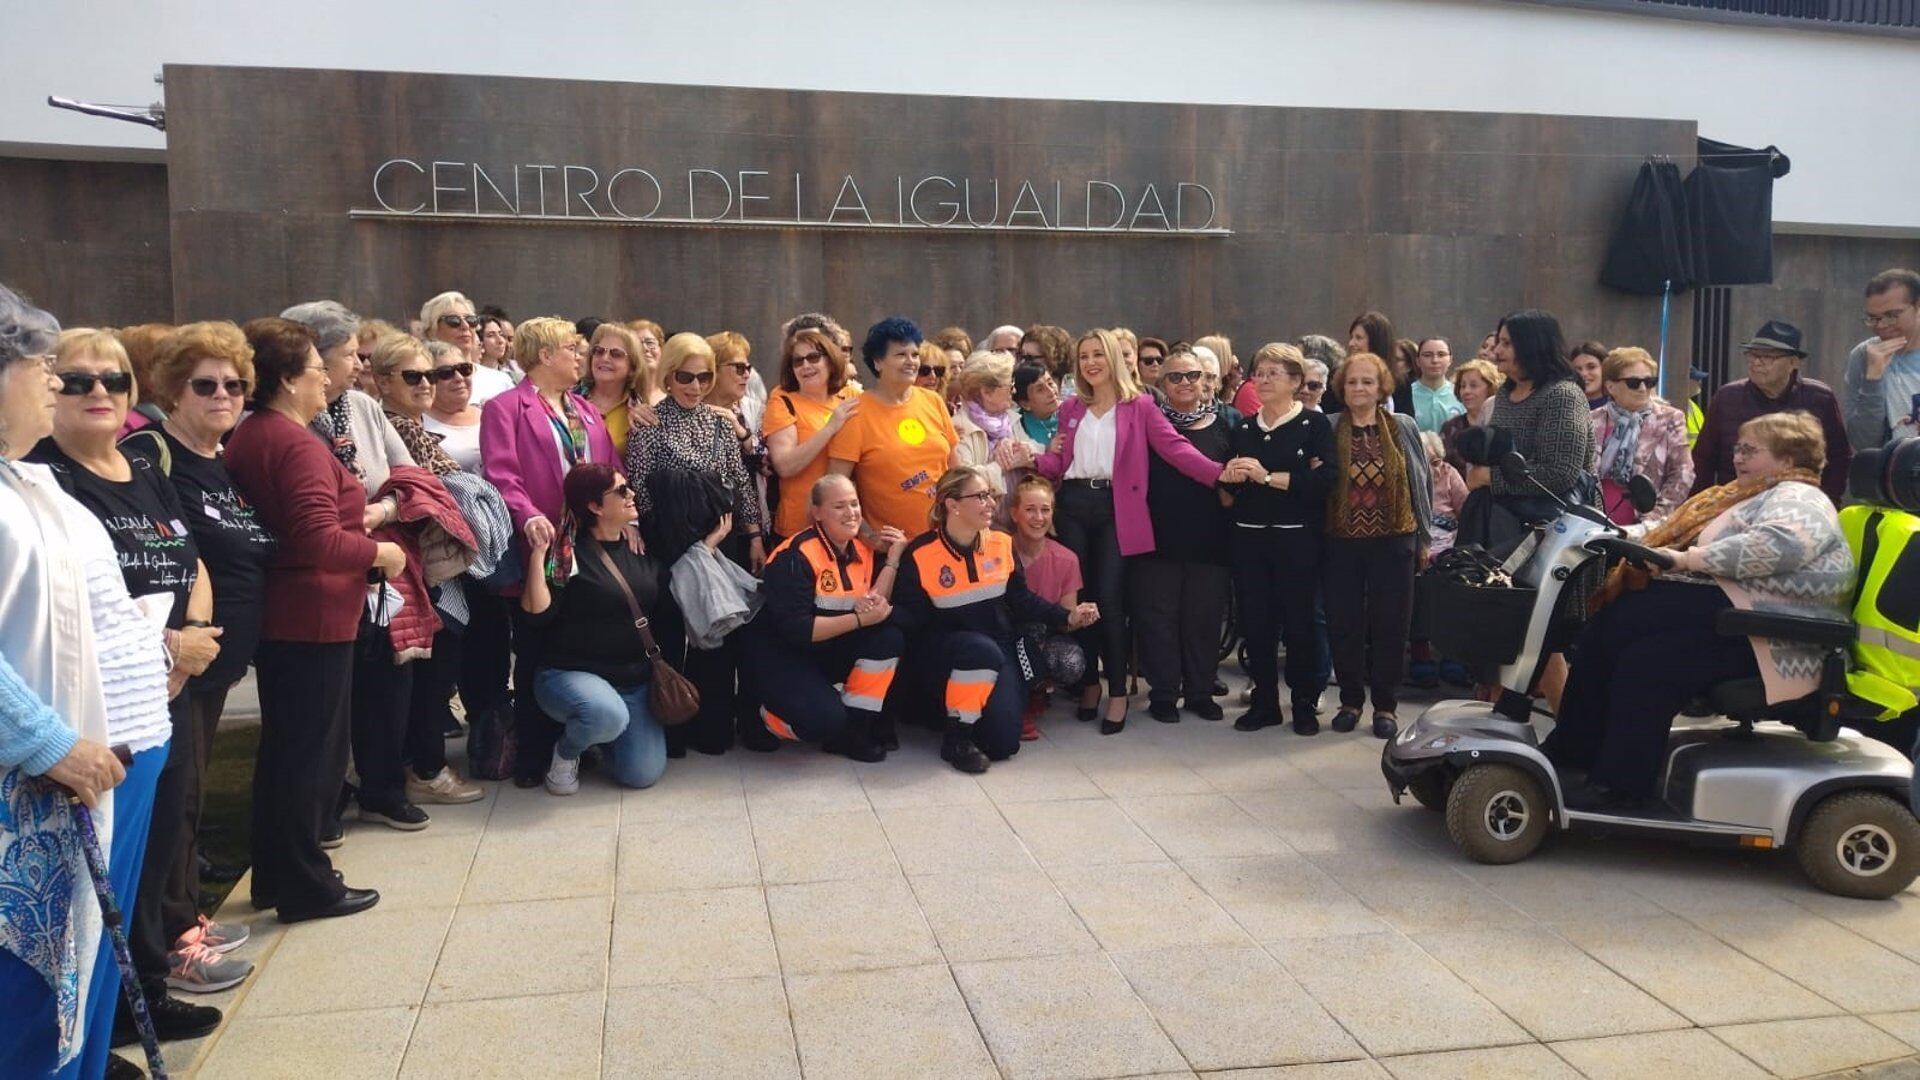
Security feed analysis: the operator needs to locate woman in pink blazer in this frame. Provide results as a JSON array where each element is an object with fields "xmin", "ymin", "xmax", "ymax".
[{"xmin": 1037, "ymin": 329, "xmax": 1225, "ymax": 733}]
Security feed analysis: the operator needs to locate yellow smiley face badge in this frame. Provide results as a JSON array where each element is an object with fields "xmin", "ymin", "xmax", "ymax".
[{"xmin": 897, "ymin": 417, "xmax": 928, "ymax": 446}]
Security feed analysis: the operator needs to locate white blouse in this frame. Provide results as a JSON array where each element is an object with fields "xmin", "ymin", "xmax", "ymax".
[
  {"xmin": 1064, "ymin": 405, "xmax": 1118, "ymax": 481},
  {"xmin": 424, "ymin": 413, "xmax": 484, "ymax": 474}
]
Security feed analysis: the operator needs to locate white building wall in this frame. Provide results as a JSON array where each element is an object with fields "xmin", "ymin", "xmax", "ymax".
[{"xmin": 4, "ymin": 0, "xmax": 1915, "ymax": 231}]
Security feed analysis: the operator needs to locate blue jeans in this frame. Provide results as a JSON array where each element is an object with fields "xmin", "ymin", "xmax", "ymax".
[{"xmin": 532, "ymin": 670, "xmax": 667, "ymax": 789}]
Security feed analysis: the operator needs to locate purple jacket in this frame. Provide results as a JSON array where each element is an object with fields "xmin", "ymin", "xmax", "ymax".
[
  {"xmin": 479, "ymin": 380, "xmax": 618, "ymax": 532},
  {"xmin": 1037, "ymin": 395, "xmax": 1226, "ymax": 555}
]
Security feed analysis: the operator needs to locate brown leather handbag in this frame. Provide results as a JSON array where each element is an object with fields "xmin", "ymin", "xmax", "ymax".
[{"xmin": 590, "ymin": 543, "xmax": 700, "ymax": 726}]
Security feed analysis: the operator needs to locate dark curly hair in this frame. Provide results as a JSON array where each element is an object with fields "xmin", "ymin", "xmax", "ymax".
[
  {"xmin": 861, "ymin": 316, "xmax": 923, "ymax": 373},
  {"xmin": 242, "ymin": 317, "xmax": 319, "ymax": 411}
]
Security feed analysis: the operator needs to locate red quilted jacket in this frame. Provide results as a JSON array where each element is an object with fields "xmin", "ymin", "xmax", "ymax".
[{"xmin": 371, "ymin": 465, "xmax": 478, "ymax": 660}]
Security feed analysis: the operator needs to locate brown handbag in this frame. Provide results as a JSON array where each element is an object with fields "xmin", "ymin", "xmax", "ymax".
[{"xmin": 590, "ymin": 542, "xmax": 701, "ymax": 726}]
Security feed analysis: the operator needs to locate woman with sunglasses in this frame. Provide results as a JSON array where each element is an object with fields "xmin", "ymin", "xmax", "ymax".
[
  {"xmin": 1592, "ymin": 346, "xmax": 1692, "ymax": 526},
  {"xmin": 764, "ymin": 327, "xmax": 861, "ymax": 544},
  {"xmin": 625, "ymin": 332, "xmax": 769, "ymax": 755},
  {"xmin": 519, "ymin": 463, "xmax": 674, "ymax": 794},
  {"xmin": 423, "ymin": 345, "xmax": 485, "ymax": 473},
  {"xmin": 423, "ymin": 291, "xmax": 513, "ymax": 404},
  {"xmin": 581, "ymin": 323, "xmax": 654, "ymax": 452},
  {"xmin": 26, "ymin": 329, "xmax": 235, "ymax": 1040},
  {"xmin": 118, "ymin": 322, "xmax": 278, "ymax": 996}
]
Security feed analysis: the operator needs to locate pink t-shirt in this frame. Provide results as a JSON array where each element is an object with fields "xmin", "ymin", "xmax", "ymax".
[
  {"xmin": 1019, "ymin": 537, "xmax": 1083, "ymax": 606},
  {"xmin": 1231, "ymin": 380, "xmax": 1260, "ymax": 417}
]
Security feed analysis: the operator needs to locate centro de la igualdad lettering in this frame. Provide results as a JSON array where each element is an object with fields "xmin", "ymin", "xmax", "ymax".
[{"xmin": 356, "ymin": 159, "xmax": 1230, "ymax": 236}]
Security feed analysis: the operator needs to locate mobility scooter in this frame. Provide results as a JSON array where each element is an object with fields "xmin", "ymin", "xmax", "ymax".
[{"xmin": 1382, "ymin": 436, "xmax": 1920, "ymax": 899}]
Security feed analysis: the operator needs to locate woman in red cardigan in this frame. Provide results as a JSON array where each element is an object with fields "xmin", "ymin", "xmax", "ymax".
[
  {"xmin": 1036, "ymin": 328, "xmax": 1225, "ymax": 733},
  {"xmin": 227, "ymin": 318, "xmax": 405, "ymax": 924}
]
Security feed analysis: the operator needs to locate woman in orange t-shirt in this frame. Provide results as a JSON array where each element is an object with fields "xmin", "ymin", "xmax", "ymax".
[
  {"xmin": 827, "ymin": 318, "xmax": 961, "ymax": 544},
  {"xmin": 763, "ymin": 328, "xmax": 860, "ymax": 543}
]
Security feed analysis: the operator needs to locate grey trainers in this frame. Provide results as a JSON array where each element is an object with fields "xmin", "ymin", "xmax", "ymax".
[
  {"xmin": 164, "ymin": 935, "xmax": 253, "ymax": 993},
  {"xmin": 546, "ymin": 750, "xmax": 581, "ymax": 796},
  {"xmin": 406, "ymin": 767, "xmax": 485, "ymax": 805}
]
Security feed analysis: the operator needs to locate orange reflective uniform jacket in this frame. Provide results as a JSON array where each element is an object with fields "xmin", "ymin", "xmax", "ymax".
[
  {"xmin": 762, "ymin": 527, "xmax": 880, "ymax": 647},
  {"xmin": 891, "ymin": 527, "xmax": 1066, "ymax": 645}
]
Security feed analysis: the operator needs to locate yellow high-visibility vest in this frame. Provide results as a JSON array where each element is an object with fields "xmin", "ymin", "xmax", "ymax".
[{"xmin": 1838, "ymin": 505, "xmax": 1920, "ymax": 722}]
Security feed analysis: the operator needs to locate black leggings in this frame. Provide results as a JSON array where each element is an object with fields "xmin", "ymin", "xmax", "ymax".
[{"xmin": 1054, "ymin": 481, "xmax": 1130, "ymax": 698}]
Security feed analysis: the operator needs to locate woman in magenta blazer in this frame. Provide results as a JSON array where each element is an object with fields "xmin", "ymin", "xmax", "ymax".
[{"xmin": 1037, "ymin": 328, "xmax": 1225, "ymax": 733}]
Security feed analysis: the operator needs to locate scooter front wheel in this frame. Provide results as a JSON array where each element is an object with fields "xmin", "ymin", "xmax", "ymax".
[
  {"xmin": 1796, "ymin": 791, "xmax": 1920, "ymax": 900},
  {"xmin": 1446, "ymin": 764, "xmax": 1550, "ymax": 864}
]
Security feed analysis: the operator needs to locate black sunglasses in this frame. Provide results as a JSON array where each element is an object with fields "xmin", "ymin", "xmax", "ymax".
[
  {"xmin": 672, "ymin": 370, "xmax": 715, "ymax": 386},
  {"xmin": 791, "ymin": 350, "xmax": 827, "ymax": 367},
  {"xmin": 1139, "ymin": 354, "xmax": 1165, "ymax": 366},
  {"xmin": 1616, "ymin": 376, "xmax": 1657, "ymax": 391},
  {"xmin": 439, "ymin": 314, "xmax": 482, "ymax": 329},
  {"xmin": 188, "ymin": 377, "xmax": 250, "ymax": 398},
  {"xmin": 605, "ymin": 482, "xmax": 634, "ymax": 501},
  {"xmin": 1303, "ymin": 380, "xmax": 1325, "ymax": 391},
  {"xmin": 58, "ymin": 371, "xmax": 134, "ymax": 397},
  {"xmin": 428, "ymin": 363, "xmax": 475, "ymax": 382},
  {"xmin": 919, "ymin": 365, "xmax": 947, "ymax": 378},
  {"xmin": 392, "ymin": 369, "xmax": 433, "ymax": 386},
  {"xmin": 1161, "ymin": 370, "xmax": 1203, "ymax": 385}
]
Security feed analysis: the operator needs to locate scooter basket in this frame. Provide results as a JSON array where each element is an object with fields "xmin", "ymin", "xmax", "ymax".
[{"xmin": 1421, "ymin": 576, "xmax": 1538, "ymax": 667}]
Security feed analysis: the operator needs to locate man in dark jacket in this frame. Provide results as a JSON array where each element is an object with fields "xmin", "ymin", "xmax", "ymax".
[{"xmin": 1690, "ymin": 319, "xmax": 1852, "ymax": 504}]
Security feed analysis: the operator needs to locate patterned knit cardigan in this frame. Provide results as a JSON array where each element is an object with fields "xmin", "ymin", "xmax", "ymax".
[{"xmin": 1693, "ymin": 481, "xmax": 1855, "ymax": 703}]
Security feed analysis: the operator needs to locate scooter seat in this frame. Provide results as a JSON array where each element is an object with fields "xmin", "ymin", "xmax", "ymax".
[{"xmin": 1708, "ymin": 678, "xmax": 1839, "ymax": 742}]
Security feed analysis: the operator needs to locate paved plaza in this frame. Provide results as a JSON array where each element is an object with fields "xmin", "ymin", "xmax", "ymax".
[{"xmin": 156, "ymin": 680, "xmax": 1920, "ymax": 1079}]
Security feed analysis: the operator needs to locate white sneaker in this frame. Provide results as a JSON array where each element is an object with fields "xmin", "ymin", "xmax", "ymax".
[{"xmin": 545, "ymin": 751, "xmax": 580, "ymax": 796}]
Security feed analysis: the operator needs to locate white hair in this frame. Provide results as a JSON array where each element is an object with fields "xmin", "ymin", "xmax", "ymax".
[
  {"xmin": 281, "ymin": 300, "xmax": 361, "ymax": 354},
  {"xmin": 984, "ymin": 324, "xmax": 1024, "ymax": 347},
  {"xmin": 1191, "ymin": 345, "xmax": 1220, "ymax": 371}
]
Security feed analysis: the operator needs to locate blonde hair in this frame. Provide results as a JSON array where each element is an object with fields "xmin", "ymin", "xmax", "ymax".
[
  {"xmin": 512, "ymin": 316, "xmax": 578, "ymax": 371},
  {"xmin": 957, "ymin": 349, "xmax": 1016, "ymax": 403},
  {"xmin": 593, "ymin": 323, "xmax": 652, "ymax": 401},
  {"xmin": 626, "ymin": 319, "xmax": 665, "ymax": 345},
  {"xmin": 55, "ymin": 328, "xmax": 139, "ymax": 408},
  {"xmin": 1741, "ymin": 411, "xmax": 1826, "ymax": 475},
  {"xmin": 116, "ymin": 323, "xmax": 173, "ymax": 398},
  {"xmin": 1601, "ymin": 346, "xmax": 1657, "ymax": 384},
  {"xmin": 1451, "ymin": 357, "xmax": 1504, "ymax": 395},
  {"xmin": 369, "ymin": 333, "xmax": 430, "ymax": 378},
  {"xmin": 1112, "ymin": 327, "xmax": 1138, "ymax": 350},
  {"xmin": 358, "ymin": 319, "xmax": 404, "ymax": 351},
  {"xmin": 151, "ymin": 321, "xmax": 253, "ymax": 410},
  {"xmin": 660, "ymin": 331, "xmax": 716, "ymax": 378},
  {"xmin": 1075, "ymin": 328, "xmax": 1143, "ymax": 403},
  {"xmin": 706, "ymin": 330, "xmax": 751, "ymax": 367},
  {"xmin": 930, "ymin": 465, "xmax": 994, "ymax": 531},
  {"xmin": 419, "ymin": 291, "xmax": 473, "ymax": 330},
  {"xmin": 1194, "ymin": 334, "xmax": 1236, "ymax": 381}
]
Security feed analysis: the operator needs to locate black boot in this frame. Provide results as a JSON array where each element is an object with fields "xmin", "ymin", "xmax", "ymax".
[
  {"xmin": 940, "ymin": 721, "xmax": 990, "ymax": 774},
  {"xmin": 823, "ymin": 715, "xmax": 886, "ymax": 763}
]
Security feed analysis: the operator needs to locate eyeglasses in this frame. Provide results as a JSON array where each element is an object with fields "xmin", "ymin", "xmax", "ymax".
[
  {"xmin": 791, "ymin": 350, "xmax": 826, "ymax": 367},
  {"xmin": 919, "ymin": 365, "xmax": 947, "ymax": 378},
  {"xmin": 952, "ymin": 490, "xmax": 996, "ymax": 505},
  {"xmin": 187, "ymin": 376, "xmax": 250, "ymax": 398},
  {"xmin": 1732, "ymin": 443, "xmax": 1764, "ymax": 458},
  {"xmin": 439, "ymin": 314, "xmax": 482, "ymax": 329},
  {"xmin": 1615, "ymin": 376, "xmax": 1657, "ymax": 390},
  {"xmin": 1864, "ymin": 308, "xmax": 1911, "ymax": 328},
  {"xmin": 672, "ymin": 369, "xmax": 715, "ymax": 386},
  {"xmin": 392, "ymin": 369, "xmax": 432, "ymax": 386},
  {"xmin": 1019, "ymin": 352, "xmax": 1046, "ymax": 363},
  {"xmin": 1303, "ymin": 380, "xmax": 1325, "ymax": 392},
  {"xmin": 57, "ymin": 371, "xmax": 134, "ymax": 396},
  {"xmin": 428, "ymin": 363, "xmax": 475, "ymax": 382},
  {"xmin": 1161, "ymin": 370, "xmax": 1203, "ymax": 385},
  {"xmin": 606, "ymin": 482, "xmax": 635, "ymax": 501},
  {"xmin": 722, "ymin": 361, "xmax": 753, "ymax": 375},
  {"xmin": 1139, "ymin": 354, "xmax": 1164, "ymax": 366},
  {"xmin": 590, "ymin": 345, "xmax": 629, "ymax": 361}
]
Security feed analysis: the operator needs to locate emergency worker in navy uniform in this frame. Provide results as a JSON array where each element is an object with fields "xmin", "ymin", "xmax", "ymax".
[
  {"xmin": 892, "ymin": 466, "xmax": 1099, "ymax": 772},
  {"xmin": 743, "ymin": 474, "xmax": 907, "ymax": 762}
]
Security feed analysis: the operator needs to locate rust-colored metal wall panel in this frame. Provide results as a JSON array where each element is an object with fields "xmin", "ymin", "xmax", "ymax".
[{"xmin": 0, "ymin": 158, "xmax": 171, "ymax": 327}]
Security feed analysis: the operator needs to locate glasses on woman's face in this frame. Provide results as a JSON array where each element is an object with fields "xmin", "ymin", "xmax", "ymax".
[
  {"xmin": 188, "ymin": 376, "xmax": 251, "ymax": 398},
  {"xmin": 919, "ymin": 365, "xmax": 946, "ymax": 379},
  {"xmin": 722, "ymin": 361, "xmax": 752, "ymax": 376},
  {"xmin": 672, "ymin": 369, "xmax": 715, "ymax": 386},
  {"xmin": 1139, "ymin": 354, "xmax": 1164, "ymax": 367},
  {"xmin": 429, "ymin": 363, "xmax": 475, "ymax": 382},
  {"xmin": 791, "ymin": 350, "xmax": 825, "ymax": 369},
  {"xmin": 1732, "ymin": 442, "xmax": 1765, "ymax": 459},
  {"xmin": 591, "ymin": 345, "xmax": 629, "ymax": 361},
  {"xmin": 1303, "ymin": 380, "xmax": 1325, "ymax": 392},
  {"xmin": 953, "ymin": 490, "xmax": 995, "ymax": 505},
  {"xmin": 606, "ymin": 482, "xmax": 635, "ymax": 501},
  {"xmin": 57, "ymin": 371, "xmax": 134, "ymax": 396},
  {"xmin": 1616, "ymin": 376, "xmax": 1657, "ymax": 391},
  {"xmin": 439, "ymin": 314, "xmax": 481, "ymax": 329},
  {"xmin": 392, "ymin": 369, "xmax": 432, "ymax": 386},
  {"xmin": 1161, "ymin": 370, "xmax": 1203, "ymax": 386}
]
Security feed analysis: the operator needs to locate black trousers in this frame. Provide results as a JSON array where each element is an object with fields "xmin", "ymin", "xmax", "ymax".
[
  {"xmin": 459, "ymin": 586, "xmax": 513, "ymax": 717},
  {"xmin": 669, "ymin": 533, "xmax": 758, "ymax": 756},
  {"xmin": 1131, "ymin": 557, "xmax": 1230, "ymax": 707},
  {"xmin": 405, "ymin": 625, "xmax": 458, "ymax": 780},
  {"xmin": 1323, "ymin": 533, "xmax": 1417, "ymax": 715},
  {"xmin": 1054, "ymin": 481, "xmax": 1130, "ymax": 698},
  {"xmin": 1543, "ymin": 581, "xmax": 1758, "ymax": 798},
  {"xmin": 1232, "ymin": 526, "xmax": 1328, "ymax": 713},
  {"xmin": 510, "ymin": 607, "xmax": 562, "ymax": 784},
  {"xmin": 252, "ymin": 641, "xmax": 352, "ymax": 912},
  {"xmin": 741, "ymin": 623, "xmax": 904, "ymax": 744},
  {"xmin": 350, "ymin": 615, "xmax": 415, "ymax": 808}
]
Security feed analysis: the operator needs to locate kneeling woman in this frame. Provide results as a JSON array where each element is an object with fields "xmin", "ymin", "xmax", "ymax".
[
  {"xmin": 745, "ymin": 474, "xmax": 908, "ymax": 762},
  {"xmin": 894, "ymin": 467, "xmax": 1099, "ymax": 773},
  {"xmin": 520, "ymin": 463, "xmax": 674, "ymax": 795},
  {"xmin": 1542, "ymin": 413, "xmax": 1853, "ymax": 809}
]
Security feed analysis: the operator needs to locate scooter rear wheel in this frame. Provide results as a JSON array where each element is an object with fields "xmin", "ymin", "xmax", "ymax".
[
  {"xmin": 1796, "ymin": 791, "xmax": 1920, "ymax": 900},
  {"xmin": 1445, "ymin": 764, "xmax": 1550, "ymax": 864}
]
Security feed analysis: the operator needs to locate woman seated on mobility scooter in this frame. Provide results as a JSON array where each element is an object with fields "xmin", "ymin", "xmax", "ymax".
[
  {"xmin": 1543, "ymin": 412, "xmax": 1854, "ymax": 811},
  {"xmin": 742, "ymin": 473, "xmax": 908, "ymax": 763},
  {"xmin": 892, "ymin": 466, "xmax": 1100, "ymax": 773}
]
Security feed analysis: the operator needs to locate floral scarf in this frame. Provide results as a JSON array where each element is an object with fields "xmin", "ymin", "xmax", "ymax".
[
  {"xmin": 964, "ymin": 400, "xmax": 1016, "ymax": 448},
  {"xmin": 1597, "ymin": 401, "xmax": 1648, "ymax": 486}
]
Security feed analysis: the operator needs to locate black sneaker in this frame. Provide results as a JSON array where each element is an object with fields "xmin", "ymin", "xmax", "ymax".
[
  {"xmin": 1233, "ymin": 707, "xmax": 1282, "ymax": 732},
  {"xmin": 113, "ymin": 990, "xmax": 221, "ymax": 1046},
  {"xmin": 1291, "ymin": 710, "xmax": 1320, "ymax": 736},
  {"xmin": 357, "ymin": 799, "xmax": 430, "ymax": 831},
  {"xmin": 1148, "ymin": 701, "xmax": 1181, "ymax": 724},
  {"xmin": 1185, "ymin": 698, "xmax": 1225, "ymax": 722},
  {"xmin": 319, "ymin": 823, "xmax": 343, "ymax": 850},
  {"xmin": 1330, "ymin": 708, "xmax": 1361, "ymax": 733},
  {"xmin": 941, "ymin": 724, "xmax": 990, "ymax": 774}
]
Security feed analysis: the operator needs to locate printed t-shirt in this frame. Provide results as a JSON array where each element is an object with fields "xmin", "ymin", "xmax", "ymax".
[
  {"xmin": 27, "ymin": 439, "xmax": 202, "ymax": 628},
  {"xmin": 826, "ymin": 386, "xmax": 955, "ymax": 537}
]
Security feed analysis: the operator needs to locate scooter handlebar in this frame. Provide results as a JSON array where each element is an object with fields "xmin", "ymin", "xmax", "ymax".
[{"xmin": 1586, "ymin": 536, "xmax": 1675, "ymax": 571}]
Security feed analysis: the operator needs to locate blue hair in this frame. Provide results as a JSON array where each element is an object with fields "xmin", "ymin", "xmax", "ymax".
[{"xmin": 861, "ymin": 316, "xmax": 923, "ymax": 372}]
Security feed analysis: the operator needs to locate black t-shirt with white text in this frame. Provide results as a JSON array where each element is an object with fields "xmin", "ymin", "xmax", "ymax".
[{"xmin": 28, "ymin": 438, "xmax": 202, "ymax": 630}]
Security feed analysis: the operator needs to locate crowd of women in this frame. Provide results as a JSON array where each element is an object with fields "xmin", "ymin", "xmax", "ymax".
[{"xmin": 0, "ymin": 272, "xmax": 1880, "ymax": 1078}]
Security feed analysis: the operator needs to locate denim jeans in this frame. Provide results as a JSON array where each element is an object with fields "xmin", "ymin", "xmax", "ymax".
[{"xmin": 532, "ymin": 669, "xmax": 668, "ymax": 789}]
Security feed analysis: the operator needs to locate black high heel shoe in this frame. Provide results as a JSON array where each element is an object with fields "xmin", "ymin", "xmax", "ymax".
[{"xmin": 1099, "ymin": 701, "xmax": 1128, "ymax": 735}]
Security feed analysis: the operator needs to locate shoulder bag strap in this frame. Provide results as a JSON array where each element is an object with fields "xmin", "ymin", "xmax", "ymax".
[{"xmin": 590, "ymin": 540, "xmax": 664, "ymax": 659}]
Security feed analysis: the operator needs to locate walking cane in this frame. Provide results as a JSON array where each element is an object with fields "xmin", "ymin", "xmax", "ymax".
[{"xmin": 59, "ymin": 755, "xmax": 170, "ymax": 1079}]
